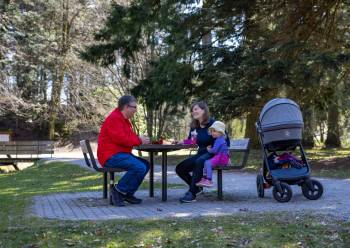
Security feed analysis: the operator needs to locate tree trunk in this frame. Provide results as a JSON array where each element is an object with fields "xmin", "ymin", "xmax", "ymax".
[
  {"xmin": 48, "ymin": 0, "xmax": 69, "ymax": 140},
  {"xmin": 49, "ymin": 69, "xmax": 65, "ymax": 140},
  {"xmin": 145, "ymin": 108, "xmax": 154, "ymax": 141},
  {"xmin": 201, "ymin": 0, "xmax": 213, "ymax": 67},
  {"xmin": 302, "ymin": 107, "xmax": 315, "ymax": 148},
  {"xmin": 244, "ymin": 106, "xmax": 260, "ymax": 149},
  {"xmin": 325, "ymin": 102, "xmax": 341, "ymax": 148},
  {"xmin": 319, "ymin": 122, "xmax": 324, "ymax": 143}
]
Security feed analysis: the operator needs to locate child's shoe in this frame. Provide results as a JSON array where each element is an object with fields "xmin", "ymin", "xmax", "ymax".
[
  {"xmin": 196, "ymin": 178, "xmax": 213, "ymax": 187},
  {"xmin": 196, "ymin": 178, "xmax": 207, "ymax": 186}
]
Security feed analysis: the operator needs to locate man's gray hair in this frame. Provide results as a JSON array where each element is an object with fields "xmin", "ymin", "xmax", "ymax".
[{"xmin": 118, "ymin": 95, "xmax": 137, "ymax": 110}]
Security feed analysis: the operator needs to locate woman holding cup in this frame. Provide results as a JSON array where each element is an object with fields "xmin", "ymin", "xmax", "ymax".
[{"xmin": 175, "ymin": 101, "xmax": 230, "ymax": 203}]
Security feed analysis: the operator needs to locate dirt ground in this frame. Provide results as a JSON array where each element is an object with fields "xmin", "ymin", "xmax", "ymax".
[{"xmin": 311, "ymin": 157, "xmax": 350, "ymax": 170}]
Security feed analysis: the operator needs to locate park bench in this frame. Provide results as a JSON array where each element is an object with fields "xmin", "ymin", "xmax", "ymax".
[
  {"xmin": 0, "ymin": 140, "xmax": 54, "ymax": 170},
  {"xmin": 80, "ymin": 139, "xmax": 126, "ymax": 205},
  {"xmin": 213, "ymin": 138, "xmax": 251, "ymax": 200}
]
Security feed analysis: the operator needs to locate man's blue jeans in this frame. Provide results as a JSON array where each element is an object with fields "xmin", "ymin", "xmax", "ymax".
[{"xmin": 104, "ymin": 153, "xmax": 150, "ymax": 195}]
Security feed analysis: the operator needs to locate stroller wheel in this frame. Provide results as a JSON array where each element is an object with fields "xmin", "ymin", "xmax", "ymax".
[
  {"xmin": 302, "ymin": 179, "xmax": 323, "ymax": 200},
  {"xmin": 256, "ymin": 174, "xmax": 264, "ymax": 198},
  {"xmin": 273, "ymin": 182, "xmax": 292, "ymax": 203}
]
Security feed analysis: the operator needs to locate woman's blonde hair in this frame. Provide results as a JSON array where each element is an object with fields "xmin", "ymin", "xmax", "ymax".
[{"xmin": 190, "ymin": 101, "xmax": 210, "ymax": 128}]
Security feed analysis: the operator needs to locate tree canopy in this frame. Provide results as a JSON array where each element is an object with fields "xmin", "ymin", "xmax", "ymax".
[
  {"xmin": 83, "ymin": 0, "xmax": 350, "ymax": 146},
  {"xmin": 1, "ymin": 0, "xmax": 350, "ymax": 147}
]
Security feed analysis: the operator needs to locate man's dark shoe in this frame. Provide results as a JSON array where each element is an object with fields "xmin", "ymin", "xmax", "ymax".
[
  {"xmin": 179, "ymin": 191, "xmax": 196, "ymax": 203},
  {"xmin": 124, "ymin": 194, "xmax": 142, "ymax": 204},
  {"xmin": 110, "ymin": 186, "xmax": 125, "ymax": 207}
]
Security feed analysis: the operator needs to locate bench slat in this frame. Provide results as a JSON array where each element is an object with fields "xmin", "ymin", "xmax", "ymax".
[
  {"xmin": 0, "ymin": 151, "xmax": 54, "ymax": 155},
  {"xmin": 213, "ymin": 165, "xmax": 244, "ymax": 170},
  {"xmin": 0, "ymin": 140, "xmax": 54, "ymax": 160},
  {"xmin": 0, "ymin": 146, "xmax": 53, "ymax": 150},
  {"xmin": 0, "ymin": 146, "xmax": 53, "ymax": 151},
  {"xmin": 0, "ymin": 141, "xmax": 54, "ymax": 145},
  {"xmin": 229, "ymin": 138, "xmax": 250, "ymax": 150},
  {"xmin": 0, "ymin": 147, "xmax": 53, "ymax": 151}
]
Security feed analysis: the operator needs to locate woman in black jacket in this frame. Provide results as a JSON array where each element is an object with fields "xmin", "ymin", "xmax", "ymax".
[{"xmin": 176, "ymin": 101, "xmax": 230, "ymax": 203}]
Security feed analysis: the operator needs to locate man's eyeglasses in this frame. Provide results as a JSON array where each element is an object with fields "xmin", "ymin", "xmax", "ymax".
[{"xmin": 128, "ymin": 105, "xmax": 137, "ymax": 109}]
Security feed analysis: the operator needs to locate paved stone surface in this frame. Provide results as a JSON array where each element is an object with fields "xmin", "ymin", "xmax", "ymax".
[
  {"xmin": 33, "ymin": 149, "xmax": 350, "ymax": 221},
  {"xmin": 32, "ymin": 163, "xmax": 350, "ymax": 221}
]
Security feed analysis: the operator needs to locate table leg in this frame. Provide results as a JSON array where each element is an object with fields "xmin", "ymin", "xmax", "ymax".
[
  {"xmin": 149, "ymin": 151, "xmax": 154, "ymax": 197},
  {"xmin": 162, "ymin": 151, "xmax": 167, "ymax": 201},
  {"xmin": 103, "ymin": 172, "xmax": 107, "ymax": 199}
]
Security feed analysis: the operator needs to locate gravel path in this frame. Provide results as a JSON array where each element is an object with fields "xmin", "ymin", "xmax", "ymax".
[{"xmin": 35, "ymin": 151, "xmax": 350, "ymax": 221}]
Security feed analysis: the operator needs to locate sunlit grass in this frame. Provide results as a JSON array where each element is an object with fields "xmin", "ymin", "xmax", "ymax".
[{"xmin": 306, "ymin": 147, "xmax": 350, "ymax": 158}]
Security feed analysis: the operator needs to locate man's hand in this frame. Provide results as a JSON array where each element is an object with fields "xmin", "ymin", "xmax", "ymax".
[{"xmin": 139, "ymin": 135, "xmax": 150, "ymax": 144}]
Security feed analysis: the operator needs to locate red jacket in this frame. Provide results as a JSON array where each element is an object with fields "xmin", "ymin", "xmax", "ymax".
[{"xmin": 97, "ymin": 108, "xmax": 141, "ymax": 166}]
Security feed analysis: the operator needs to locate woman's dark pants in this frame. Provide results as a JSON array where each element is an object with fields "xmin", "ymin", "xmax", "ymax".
[{"xmin": 175, "ymin": 152, "xmax": 214, "ymax": 195}]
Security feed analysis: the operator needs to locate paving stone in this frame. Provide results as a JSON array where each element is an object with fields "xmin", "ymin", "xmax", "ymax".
[
  {"xmin": 31, "ymin": 177, "xmax": 350, "ymax": 222},
  {"xmin": 32, "ymin": 157, "xmax": 350, "ymax": 221}
]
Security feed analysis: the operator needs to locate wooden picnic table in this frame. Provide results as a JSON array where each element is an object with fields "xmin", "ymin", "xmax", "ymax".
[{"xmin": 135, "ymin": 144, "xmax": 197, "ymax": 201}]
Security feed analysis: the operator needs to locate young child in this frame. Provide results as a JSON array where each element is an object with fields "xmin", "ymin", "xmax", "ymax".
[
  {"xmin": 271, "ymin": 152, "xmax": 305, "ymax": 169},
  {"xmin": 196, "ymin": 121, "xmax": 230, "ymax": 187}
]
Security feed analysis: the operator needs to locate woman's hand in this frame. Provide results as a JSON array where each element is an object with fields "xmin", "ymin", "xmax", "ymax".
[{"xmin": 139, "ymin": 135, "xmax": 150, "ymax": 144}]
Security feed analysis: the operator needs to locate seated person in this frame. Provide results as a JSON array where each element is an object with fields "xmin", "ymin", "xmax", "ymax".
[{"xmin": 97, "ymin": 95, "xmax": 150, "ymax": 207}]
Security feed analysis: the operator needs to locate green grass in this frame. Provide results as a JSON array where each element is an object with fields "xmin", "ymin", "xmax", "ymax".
[
  {"xmin": 306, "ymin": 148, "xmax": 350, "ymax": 160},
  {"xmin": 1, "ymin": 213, "xmax": 350, "ymax": 247},
  {"xmin": 0, "ymin": 159, "xmax": 350, "ymax": 247}
]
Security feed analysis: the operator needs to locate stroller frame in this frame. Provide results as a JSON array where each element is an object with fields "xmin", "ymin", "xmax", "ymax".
[{"xmin": 256, "ymin": 121, "xmax": 323, "ymax": 202}]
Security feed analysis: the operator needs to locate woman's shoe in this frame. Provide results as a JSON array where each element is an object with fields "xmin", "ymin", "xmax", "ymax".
[
  {"xmin": 195, "ymin": 187, "xmax": 204, "ymax": 196},
  {"xmin": 179, "ymin": 191, "xmax": 196, "ymax": 203}
]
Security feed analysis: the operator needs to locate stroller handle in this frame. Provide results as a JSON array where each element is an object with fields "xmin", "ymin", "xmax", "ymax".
[
  {"xmin": 256, "ymin": 121, "xmax": 264, "ymax": 138},
  {"xmin": 255, "ymin": 122, "xmax": 261, "ymax": 133}
]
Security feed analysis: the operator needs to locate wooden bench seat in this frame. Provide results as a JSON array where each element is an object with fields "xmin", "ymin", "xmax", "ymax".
[
  {"xmin": 0, "ymin": 141, "xmax": 54, "ymax": 170},
  {"xmin": 80, "ymin": 139, "xmax": 126, "ymax": 205},
  {"xmin": 213, "ymin": 138, "xmax": 250, "ymax": 200}
]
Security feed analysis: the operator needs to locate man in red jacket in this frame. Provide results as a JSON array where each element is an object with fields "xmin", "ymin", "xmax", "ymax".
[{"xmin": 97, "ymin": 95, "xmax": 150, "ymax": 206}]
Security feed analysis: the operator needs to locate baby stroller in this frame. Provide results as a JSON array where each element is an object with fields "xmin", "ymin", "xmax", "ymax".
[{"xmin": 255, "ymin": 98, "xmax": 323, "ymax": 203}]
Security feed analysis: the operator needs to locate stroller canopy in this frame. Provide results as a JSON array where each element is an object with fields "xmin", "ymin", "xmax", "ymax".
[{"xmin": 259, "ymin": 98, "xmax": 304, "ymax": 132}]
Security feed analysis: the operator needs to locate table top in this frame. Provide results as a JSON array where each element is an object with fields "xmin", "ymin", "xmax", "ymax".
[{"xmin": 135, "ymin": 144, "xmax": 198, "ymax": 152}]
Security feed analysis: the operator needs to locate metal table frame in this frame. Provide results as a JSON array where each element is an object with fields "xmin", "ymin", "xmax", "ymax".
[{"xmin": 135, "ymin": 144, "xmax": 197, "ymax": 201}]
